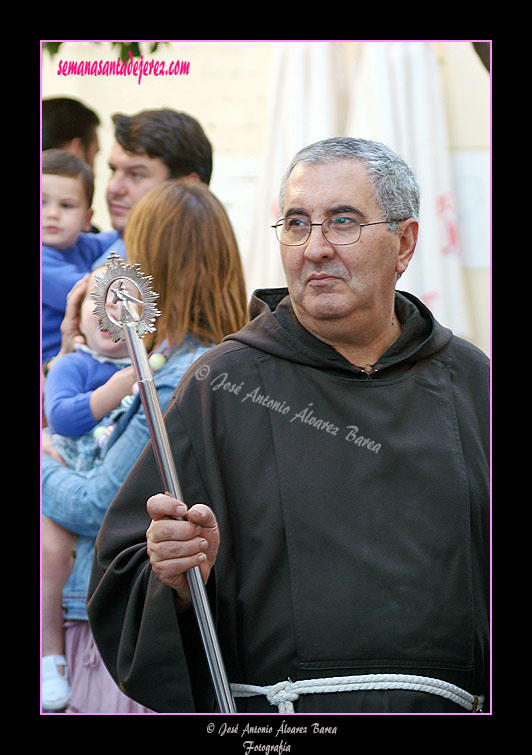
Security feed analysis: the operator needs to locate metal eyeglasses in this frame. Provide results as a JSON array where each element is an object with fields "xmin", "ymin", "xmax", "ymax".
[{"xmin": 271, "ymin": 214, "xmax": 409, "ymax": 246}]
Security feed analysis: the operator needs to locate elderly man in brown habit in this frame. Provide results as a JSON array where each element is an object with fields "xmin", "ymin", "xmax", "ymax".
[{"xmin": 88, "ymin": 137, "xmax": 489, "ymax": 714}]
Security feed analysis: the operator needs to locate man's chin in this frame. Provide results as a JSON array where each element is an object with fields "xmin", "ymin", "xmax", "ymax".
[
  {"xmin": 110, "ymin": 217, "xmax": 127, "ymax": 234},
  {"xmin": 108, "ymin": 204, "xmax": 130, "ymax": 234},
  {"xmin": 296, "ymin": 291, "xmax": 352, "ymax": 322}
]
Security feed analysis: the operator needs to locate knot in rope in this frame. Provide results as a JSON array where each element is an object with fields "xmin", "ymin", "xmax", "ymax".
[{"xmin": 266, "ymin": 680, "xmax": 300, "ymax": 712}]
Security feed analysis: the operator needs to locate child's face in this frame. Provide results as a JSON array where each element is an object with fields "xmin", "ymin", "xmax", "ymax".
[
  {"xmin": 79, "ymin": 273, "xmax": 131, "ymax": 358},
  {"xmin": 42, "ymin": 174, "xmax": 93, "ymax": 250}
]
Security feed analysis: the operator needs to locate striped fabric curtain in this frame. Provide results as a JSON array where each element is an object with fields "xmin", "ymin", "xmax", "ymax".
[
  {"xmin": 246, "ymin": 41, "xmax": 343, "ymax": 295},
  {"xmin": 345, "ymin": 41, "xmax": 472, "ymax": 337}
]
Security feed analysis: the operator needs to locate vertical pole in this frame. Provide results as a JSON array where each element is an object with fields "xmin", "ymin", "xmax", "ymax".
[{"xmin": 122, "ymin": 321, "xmax": 236, "ymax": 713}]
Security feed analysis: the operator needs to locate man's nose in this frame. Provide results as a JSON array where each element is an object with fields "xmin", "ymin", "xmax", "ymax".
[
  {"xmin": 303, "ymin": 224, "xmax": 335, "ymax": 262},
  {"xmin": 107, "ymin": 171, "xmax": 126, "ymax": 196}
]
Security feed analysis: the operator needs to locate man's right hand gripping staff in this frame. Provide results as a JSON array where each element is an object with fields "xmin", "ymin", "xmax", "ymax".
[{"xmin": 146, "ymin": 495, "xmax": 220, "ymax": 612}]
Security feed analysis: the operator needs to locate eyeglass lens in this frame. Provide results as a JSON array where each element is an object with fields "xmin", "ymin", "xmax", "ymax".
[{"xmin": 276, "ymin": 216, "xmax": 361, "ymax": 245}]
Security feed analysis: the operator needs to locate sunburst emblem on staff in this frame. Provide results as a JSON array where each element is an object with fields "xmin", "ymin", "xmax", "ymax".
[{"xmin": 91, "ymin": 252, "xmax": 161, "ymax": 341}]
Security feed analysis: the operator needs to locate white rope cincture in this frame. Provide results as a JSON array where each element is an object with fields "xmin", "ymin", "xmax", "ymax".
[{"xmin": 231, "ymin": 673, "xmax": 484, "ymax": 713}]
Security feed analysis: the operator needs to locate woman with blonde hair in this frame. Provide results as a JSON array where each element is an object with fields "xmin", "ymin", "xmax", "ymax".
[
  {"xmin": 41, "ymin": 180, "xmax": 248, "ymax": 713},
  {"xmin": 124, "ymin": 180, "xmax": 247, "ymax": 351}
]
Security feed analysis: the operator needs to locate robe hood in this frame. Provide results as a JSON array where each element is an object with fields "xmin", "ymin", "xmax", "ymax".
[{"xmin": 223, "ymin": 287, "xmax": 454, "ymax": 376}]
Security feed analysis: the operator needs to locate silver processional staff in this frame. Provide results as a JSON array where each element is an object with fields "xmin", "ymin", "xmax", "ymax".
[{"xmin": 91, "ymin": 252, "xmax": 236, "ymax": 714}]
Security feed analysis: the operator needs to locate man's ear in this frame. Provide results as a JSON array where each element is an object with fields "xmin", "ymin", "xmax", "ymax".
[
  {"xmin": 176, "ymin": 172, "xmax": 202, "ymax": 186},
  {"xmin": 63, "ymin": 137, "xmax": 85, "ymax": 160},
  {"xmin": 395, "ymin": 218, "xmax": 418, "ymax": 277}
]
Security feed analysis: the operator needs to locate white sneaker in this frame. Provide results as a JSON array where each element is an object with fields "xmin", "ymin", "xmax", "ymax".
[{"xmin": 42, "ymin": 655, "xmax": 71, "ymax": 710}]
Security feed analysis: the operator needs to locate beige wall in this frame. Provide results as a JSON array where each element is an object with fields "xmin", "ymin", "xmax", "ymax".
[{"xmin": 41, "ymin": 40, "xmax": 490, "ymax": 354}]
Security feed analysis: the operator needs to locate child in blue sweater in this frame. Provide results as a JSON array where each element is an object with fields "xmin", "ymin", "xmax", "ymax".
[
  {"xmin": 42, "ymin": 266, "xmax": 135, "ymax": 710},
  {"xmin": 44, "ymin": 266, "xmax": 135, "ymax": 468},
  {"xmin": 42, "ymin": 149, "xmax": 120, "ymax": 364}
]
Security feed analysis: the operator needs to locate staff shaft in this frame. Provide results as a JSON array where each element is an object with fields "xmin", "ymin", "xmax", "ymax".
[{"xmin": 123, "ymin": 321, "xmax": 236, "ymax": 713}]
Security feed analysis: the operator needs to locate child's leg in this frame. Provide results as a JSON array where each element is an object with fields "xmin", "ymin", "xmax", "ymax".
[{"xmin": 42, "ymin": 516, "xmax": 77, "ymax": 660}]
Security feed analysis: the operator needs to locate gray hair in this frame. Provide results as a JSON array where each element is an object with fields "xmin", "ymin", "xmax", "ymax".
[{"xmin": 279, "ymin": 137, "xmax": 420, "ymax": 230}]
